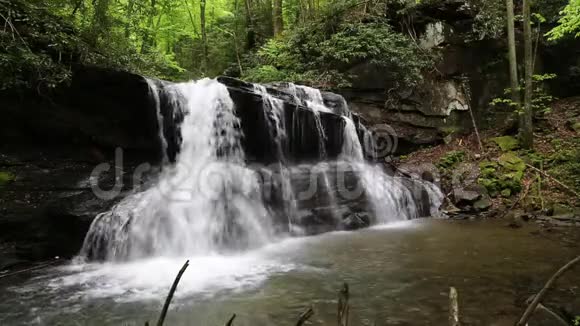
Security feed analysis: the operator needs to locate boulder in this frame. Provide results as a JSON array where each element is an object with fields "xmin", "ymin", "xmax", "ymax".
[
  {"xmin": 343, "ymin": 212, "xmax": 371, "ymax": 230},
  {"xmin": 473, "ymin": 196, "xmax": 492, "ymax": 211},
  {"xmin": 491, "ymin": 136, "xmax": 519, "ymax": 151}
]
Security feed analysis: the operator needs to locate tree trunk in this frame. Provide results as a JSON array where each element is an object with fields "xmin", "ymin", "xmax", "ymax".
[
  {"xmin": 125, "ymin": 0, "xmax": 134, "ymax": 38},
  {"xmin": 200, "ymin": 0, "xmax": 209, "ymax": 73},
  {"xmin": 505, "ymin": 0, "xmax": 520, "ymax": 109},
  {"xmin": 183, "ymin": 0, "xmax": 200, "ymax": 37},
  {"xmin": 244, "ymin": 0, "xmax": 256, "ymax": 48},
  {"xmin": 521, "ymin": 0, "xmax": 534, "ymax": 149},
  {"xmin": 273, "ymin": 0, "xmax": 284, "ymax": 36},
  {"xmin": 141, "ymin": 0, "xmax": 156, "ymax": 53}
]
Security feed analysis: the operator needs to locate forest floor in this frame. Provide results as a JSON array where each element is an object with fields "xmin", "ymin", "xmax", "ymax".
[{"xmin": 398, "ymin": 96, "xmax": 580, "ymax": 228}]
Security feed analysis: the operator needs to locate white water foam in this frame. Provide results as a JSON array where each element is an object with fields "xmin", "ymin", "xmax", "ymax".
[{"xmin": 81, "ymin": 79, "xmax": 274, "ymax": 261}]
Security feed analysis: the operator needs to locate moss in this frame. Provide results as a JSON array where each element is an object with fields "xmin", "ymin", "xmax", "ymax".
[
  {"xmin": 491, "ymin": 136, "xmax": 519, "ymax": 151},
  {"xmin": 0, "ymin": 171, "xmax": 15, "ymax": 187},
  {"xmin": 478, "ymin": 154, "xmax": 525, "ymax": 198},
  {"xmin": 499, "ymin": 152, "xmax": 526, "ymax": 172}
]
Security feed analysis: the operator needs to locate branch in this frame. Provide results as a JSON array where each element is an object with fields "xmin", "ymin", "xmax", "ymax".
[
  {"xmin": 296, "ymin": 306, "xmax": 314, "ymax": 326},
  {"xmin": 526, "ymin": 164, "xmax": 580, "ymax": 198},
  {"xmin": 156, "ymin": 260, "xmax": 190, "ymax": 326},
  {"xmin": 225, "ymin": 314, "xmax": 236, "ymax": 326},
  {"xmin": 533, "ymin": 302, "xmax": 569, "ymax": 326},
  {"xmin": 0, "ymin": 11, "xmax": 30, "ymax": 51},
  {"xmin": 0, "ymin": 257, "xmax": 61, "ymax": 279},
  {"xmin": 515, "ymin": 256, "xmax": 580, "ymax": 326},
  {"xmin": 449, "ymin": 287, "xmax": 459, "ymax": 326},
  {"xmin": 337, "ymin": 283, "xmax": 349, "ymax": 326}
]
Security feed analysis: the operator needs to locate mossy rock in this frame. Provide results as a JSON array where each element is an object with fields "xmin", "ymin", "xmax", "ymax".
[
  {"xmin": 498, "ymin": 152, "xmax": 526, "ymax": 173},
  {"xmin": 491, "ymin": 136, "xmax": 519, "ymax": 151},
  {"xmin": 0, "ymin": 171, "xmax": 15, "ymax": 187},
  {"xmin": 572, "ymin": 121, "xmax": 580, "ymax": 133},
  {"xmin": 478, "ymin": 154, "xmax": 525, "ymax": 197}
]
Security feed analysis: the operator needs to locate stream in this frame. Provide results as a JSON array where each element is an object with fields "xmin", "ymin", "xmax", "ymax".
[{"xmin": 0, "ymin": 219, "xmax": 578, "ymax": 325}]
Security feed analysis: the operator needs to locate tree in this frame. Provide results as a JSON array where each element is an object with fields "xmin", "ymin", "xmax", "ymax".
[
  {"xmin": 505, "ymin": 0, "xmax": 521, "ymax": 111},
  {"xmin": 521, "ymin": 0, "xmax": 534, "ymax": 149},
  {"xmin": 200, "ymin": 0, "xmax": 209, "ymax": 72},
  {"xmin": 273, "ymin": 0, "xmax": 284, "ymax": 36},
  {"xmin": 546, "ymin": 0, "xmax": 580, "ymax": 40}
]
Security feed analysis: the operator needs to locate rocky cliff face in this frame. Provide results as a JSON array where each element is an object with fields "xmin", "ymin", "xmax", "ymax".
[{"xmin": 340, "ymin": 0, "xmax": 579, "ymax": 154}]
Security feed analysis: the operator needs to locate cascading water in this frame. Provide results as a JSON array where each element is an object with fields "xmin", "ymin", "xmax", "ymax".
[
  {"xmin": 146, "ymin": 78, "xmax": 169, "ymax": 164},
  {"xmin": 81, "ymin": 78, "xmax": 443, "ymax": 261},
  {"xmin": 81, "ymin": 79, "xmax": 274, "ymax": 261},
  {"xmin": 338, "ymin": 112, "xmax": 443, "ymax": 223},
  {"xmin": 253, "ymin": 84, "xmax": 298, "ymax": 232}
]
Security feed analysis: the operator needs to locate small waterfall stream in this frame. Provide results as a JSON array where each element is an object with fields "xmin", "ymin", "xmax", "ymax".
[
  {"xmin": 81, "ymin": 79, "xmax": 274, "ymax": 261},
  {"xmin": 80, "ymin": 77, "xmax": 443, "ymax": 262}
]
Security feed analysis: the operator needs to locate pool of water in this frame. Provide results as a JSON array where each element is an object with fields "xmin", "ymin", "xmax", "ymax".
[{"xmin": 0, "ymin": 219, "xmax": 578, "ymax": 325}]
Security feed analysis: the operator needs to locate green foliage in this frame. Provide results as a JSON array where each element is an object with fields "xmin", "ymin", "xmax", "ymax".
[
  {"xmin": 437, "ymin": 150, "xmax": 466, "ymax": 169},
  {"xmin": 573, "ymin": 315, "xmax": 580, "ymax": 326},
  {"xmin": 544, "ymin": 142, "xmax": 580, "ymax": 192},
  {"xmin": 490, "ymin": 74, "xmax": 557, "ymax": 116},
  {"xmin": 241, "ymin": 5, "xmax": 431, "ymax": 88},
  {"xmin": 0, "ymin": 0, "xmax": 186, "ymax": 90},
  {"xmin": 469, "ymin": 0, "xmax": 506, "ymax": 40},
  {"xmin": 546, "ymin": 0, "xmax": 580, "ymax": 40}
]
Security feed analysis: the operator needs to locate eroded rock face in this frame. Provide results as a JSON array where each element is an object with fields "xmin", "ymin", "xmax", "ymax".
[{"xmin": 338, "ymin": 0, "xmax": 519, "ymax": 153}]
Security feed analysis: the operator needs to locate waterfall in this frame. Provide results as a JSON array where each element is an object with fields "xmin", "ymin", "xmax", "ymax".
[
  {"xmin": 338, "ymin": 113, "xmax": 443, "ymax": 223},
  {"xmin": 295, "ymin": 85, "xmax": 332, "ymax": 114},
  {"xmin": 80, "ymin": 79, "xmax": 274, "ymax": 261},
  {"xmin": 253, "ymin": 84, "xmax": 298, "ymax": 232},
  {"xmin": 80, "ymin": 78, "xmax": 444, "ymax": 262},
  {"xmin": 146, "ymin": 79, "xmax": 169, "ymax": 164},
  {"xmin": 340, "ymin": 117, "xmax": 364, "ymax": 161}
]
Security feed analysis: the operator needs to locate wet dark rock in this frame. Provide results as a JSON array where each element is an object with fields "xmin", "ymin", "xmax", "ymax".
[
  {"xmin": 343, "ymin": 212, "xmax": 371, "ymax": 230},
  {"xmin": 453, "ymin": 188, "xmax": 481, "ymax": 204},
  {"xmin": 1, "ymin": 68, "xmax": 443, "ymax": 268}
]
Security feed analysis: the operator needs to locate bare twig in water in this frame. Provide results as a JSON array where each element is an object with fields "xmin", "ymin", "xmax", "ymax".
[
  {"xmin": 516, "ymin": 256, "xmax": 580, "ymax": 326},
  {"xmin": 225, "ymin": 313, "xmax": 236, "ymax": 326},
  {"xmin": 449, "ymin": 287, "xmax": 459, "ymax": 326},
  {"xmin": 296, "ymin": 306, "xmax": 314, "ymax": 326},
  {"xmin": 525, "ymin": 298, "xmax": 569, "ymax": 326},
  {"xmin": 0, "ymin": 257, "xmax": 61, "ymax": 279},
  {"xmin": 156, "ymin": 260, "xmax": 190, "ymax": 326},
  {"xmin": 338, "ymin": 283, "xmax": 350, "ymax": 326}
]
